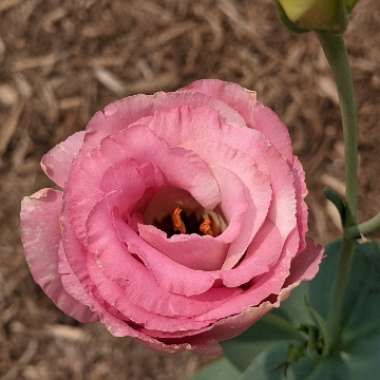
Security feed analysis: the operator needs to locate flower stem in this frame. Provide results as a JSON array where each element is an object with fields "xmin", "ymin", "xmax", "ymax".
[
  {"xmin": 317, "ymin": 32, "xmax": 358, "ymax": 350},
  {"xmin": 346, "ymin": 212, "xmax": 380, "ymax": 239}
]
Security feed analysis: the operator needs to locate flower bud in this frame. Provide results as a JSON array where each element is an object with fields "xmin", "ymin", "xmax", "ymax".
[{"xmin": 277, "ymin": 0, "xmax": 359, "ymax": 33}]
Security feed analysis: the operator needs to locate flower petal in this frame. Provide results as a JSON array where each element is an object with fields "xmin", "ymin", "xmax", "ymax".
[
  {"xmin": 66, "ymin": 124, "xmax": 221, "ymax": 244},
  {"xmin": 183, "ymin": 79, "xmax": 293, "ymax": 160},
  {"xmin": 41, "ymin": 132, "xmax": 85, "ymax": 188},
  {"xmin": 146, "ymin": 105, "xmax": 272, "ymax": 269},
  {"xmin": 20, "ymin": 188, "xmax": 96, "ymax": 323},
  {"xmin": 221, "ymin": 220, "xmax": 283, "ymax": 287},
  {"xmin": 138, "ymin": 165, "xmax": 250, "ymax": 271}
]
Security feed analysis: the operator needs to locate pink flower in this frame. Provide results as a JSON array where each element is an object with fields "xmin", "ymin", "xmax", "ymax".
[{"xmin": 20, "ymin": 79, "xmax": 323, "ymax": 353}]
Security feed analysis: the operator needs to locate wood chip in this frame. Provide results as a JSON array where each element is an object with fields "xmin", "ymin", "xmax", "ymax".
[
  {"xmin": 45, "ymin": 325, "xmax": 89, "ymax": 342},
  {"xmin": 318, "ymin": 76, "xmax": 339, "ymax": 104},
  {"xmin": 320, "ymin": 174, "xmax": 346, "ymax": 196},
  {"xmin": 12, "ymin": 53, "xmax": 57, "ymax": 72},
  {"xmin": 94, "ymin": 68, "xmax": 126, "ymax": 95},
  {"xmin": 0, "ymin": 103, "xmax": 23, "ymax": 156},
  {"xmin": 145, "ymin": 21, "xmax": 195, "ymax": 48},
  {"xmin": 0, "ymin": 0, "xmax": 23, "ymax": 13},
  {"xmin": 0, "ymin": 84, "xmax": 18, "ymax": 106},
  {"xmin": 326, "ymin": 200, "xmax": 343, "ymax": 231}
]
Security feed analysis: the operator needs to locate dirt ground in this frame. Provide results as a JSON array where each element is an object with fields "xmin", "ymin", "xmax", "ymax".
[{"xmin": 0, "ymin": 0, "xmax": 379, "ymax": 379}]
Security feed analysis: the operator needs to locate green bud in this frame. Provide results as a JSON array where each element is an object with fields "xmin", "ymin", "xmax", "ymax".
[{"xmin": 277, "ymin": 0, "xmax": 359, "ymax": 33}]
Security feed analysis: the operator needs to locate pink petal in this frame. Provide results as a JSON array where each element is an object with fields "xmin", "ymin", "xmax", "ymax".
[
  {"xmin": 217, "ymin": 122, "xmax": 298, "ymax": 247},
  {"xmin": 66, "ymin": 124, "xmax": 220, "ymax": 244},
  {"xmin": 221, "ymin": 220, "xmax": 283, "ymax": 287},
  {"xmin": 83, "ymin": 89, "xmax": 246, "ymax": 152},
  {"xmin": 138, "ymin": 224, "xmax": 227, "ymax": 271},
  {"xmin": 146, "ymin": 105, "xmax": 272, "ymax": 269},
  {"xmin": 60, "ymin": 229, "xmax": 193, "ymax": 353},
  {"xmin": 291, "ymin": 157, "xmax": 309, "ymax": 251},
  {"xmin": 183, "ymin": 79, "xmax": 293, "ymax": 160},
  {"xmin": 194, "ymin": 239, "xmax": 323, "ymax": 342},
  {"xmin": 41, "ymin": 132, "xmax": 85, "ymax": 188},
  {"xmin": 138, "ymin": 165, "xmax": 250, "ymax": 271},
  {"xmin": 85, "ymin": 196, "xmax": 240, "ymax": 316},
  {"xmin": 20, "ymin": 188, "xmax": 96, "ymax": 323},
  {"xmin": 195, "ymin": 230, "xmax": 300, "ymax": 322}
]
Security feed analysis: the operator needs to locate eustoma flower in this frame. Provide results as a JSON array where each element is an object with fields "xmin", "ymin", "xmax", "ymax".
[{"xmin": 20, "ymin": 79, "xmax": 323, "ymax": 352}]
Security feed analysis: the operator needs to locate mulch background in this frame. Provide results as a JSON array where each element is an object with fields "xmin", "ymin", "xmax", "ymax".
[{"xmin": 1, "ymin": 0, "xmax": 379, "ymax": 379}]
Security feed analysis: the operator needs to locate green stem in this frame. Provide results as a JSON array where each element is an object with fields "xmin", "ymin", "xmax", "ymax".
[
  {"xmin": 346, "ymin": 212, "xmax": 380, "ymax": 239},
  {"xmin": 317, "ymin": 32, "xmax": 358, "ymax": 350}
]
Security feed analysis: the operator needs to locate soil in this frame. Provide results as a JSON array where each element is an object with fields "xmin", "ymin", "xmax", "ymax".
[{"xmin": 0, "ymin": 0, "xmax": 379, "ymax": 379}]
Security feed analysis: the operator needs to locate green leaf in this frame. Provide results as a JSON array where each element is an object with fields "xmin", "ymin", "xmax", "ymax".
[
  {"xmin": 308, "ymin": 240, "xmax": 341, "ymax": 320},
  {"xmin": 216, "ymin": 239, "xmax": 380, "ymax": 380},
  {"xmin": 192, "ymin": 358, "xmax": 241, "ymax": 380},
  {"xmin": 342, "ymin": 241, "xmax": 380, "ymax": 329},
  {"xmin": 222, "ymin": 314, "xmax": 302, "ymax": 371},
  {"xmin": 274, "ymin": 284, "xmax": 313, "ymax": 326},
  {"xmin": 291, "ymin": 355, "xmax": 350, "ymax": 379},
  {"xmin": 240, "ymin": 343, "xmax": 289, "ymax": 380},
  {"xmin": 324, "ymin": 188, "xmax": 347, "ymax": 228}
]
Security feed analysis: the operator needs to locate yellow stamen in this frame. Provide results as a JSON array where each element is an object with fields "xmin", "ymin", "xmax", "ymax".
[
  {"xmin": 199, "ymin": 214, "xmax": 214, "ymax": 236},
  {"xmin": 171, "ymin": 207, "xmax": 186, "ymax": 234}
]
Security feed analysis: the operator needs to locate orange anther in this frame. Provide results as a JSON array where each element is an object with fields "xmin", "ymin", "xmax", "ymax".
[
  {"xmin": 171, "ymin": 207, "xmax": 186, "ymax": 234},
  {"xmin": 200, "ymin": 214, "xmax": 214, "ymax": 236}
]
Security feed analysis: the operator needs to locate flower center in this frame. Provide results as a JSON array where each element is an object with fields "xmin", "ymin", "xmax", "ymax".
[
  {"xmin": 153, "ymin": 207, "xmax": 223, "ymax": 237},
  {"xmin": 143, "ymin": 187, "xmax": 226, "ymax": 238}
]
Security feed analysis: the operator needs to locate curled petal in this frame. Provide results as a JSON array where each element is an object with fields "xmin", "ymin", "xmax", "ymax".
[
  {"xmin": 20, "ymin": 188, "xmax": 96, "ymax": 323},
  {"xmin": 41, "ymin": 132, "xmax": 85, "ymax": 188}
]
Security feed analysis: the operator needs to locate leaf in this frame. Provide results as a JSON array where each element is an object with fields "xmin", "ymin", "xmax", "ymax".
[
  {"xmin": 273, "ymin": 284, "xmax": 313, "ymax": 326},
  {"xmin": 222, "ymin": 314, "xmax": 302, "ymax": 371},
  {"xmin": 304, "ymin": 297, "xmax": 331, "ymax": 356},
  {"xmin": 308, "ymin": 240, "xmax": 340, "ymax": 320},
  {"xmin": 240, "ymin": 343, "xmax": 289, "ymax": 380},
  {"xmin": 324, "ymin": 188, "xmax": 347, "ymax": 228},
  {"xmin": 291, "ymin": 355, "xmax": 350, "ymax": 380},
  {"xmin": 217, "ymin": 240, "xmax": 380, "ymax": 380},
  {"xmin": 192, "ymin": 358, "xmax": 241, "ymax": 380},
  {"xmin": 342, "ymin": 241, "xmax": 380, "ymax": 329}
]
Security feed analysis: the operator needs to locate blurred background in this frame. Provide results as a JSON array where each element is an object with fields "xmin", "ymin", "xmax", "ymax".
[{"xmin": 0, "ymin": 0, "xmax": 379, "ymax": 379}]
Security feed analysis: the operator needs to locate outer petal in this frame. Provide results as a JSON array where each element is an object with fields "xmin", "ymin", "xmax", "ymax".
[
  {"xmin": 182, "ymin": 79, "xmax": 307, "ymax": 251},
  {"xmin": 20, "ymin": 188, "xmax": 96, "ymax": 323},
  {"xmin": 41, "ymin": 132, "xmax": 85, "ymax": 188},
  {"xmin": 183, "ymin": 79, "xmax": 293, "ymax": 160},
  {"xmin": 59, "ymin": 225, "xmax": 197, "ymax": 353},
  {"xmin": 197, "ymin": 239, "xmax": 324, "ymax": 343}
]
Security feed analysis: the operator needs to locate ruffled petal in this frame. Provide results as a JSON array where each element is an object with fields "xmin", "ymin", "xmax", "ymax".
[
  {"xmin": 41, "ymin": 132, "xmax": 85, "ymax": 188},
  {"xmin": 86, "ymin": 196, "xmax": 240, "ymax": 314},
  {"xmin": 138, "ymin": 225, "xmax": 227, "ymax": 271},
  {"xmin": 221, "ymin": 220, "xmax": 283, "ymax": 287},
  {"xmin": 183, "ymin": 79, "xmax": 293, "ymax": 160},
  {"xmin": 208, "ymin": 239, "xmax": 324, "ymax": 342},
  {"xmin": 20, "ymin": 188, "xmax": 96, "ymax": 323},
  {"xmin": 66, "ymin": 124, "xmax": 220, "ymax": 244},
  {"xmin": 138, "ymin": 165, "xmax": 250, "ymax": 271},
  {"xmin": 194, "ymin": 230, "xmax": 299, "ymax": 322},
  {"xmin": 291, "ymin": 156, "xmax": 309, "ymax": 251},
  {"xmin": 146, "ymin": 105, "xmax": 272, "ymax": 269}
]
